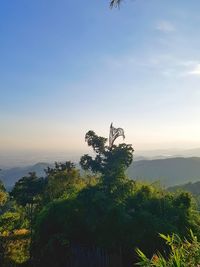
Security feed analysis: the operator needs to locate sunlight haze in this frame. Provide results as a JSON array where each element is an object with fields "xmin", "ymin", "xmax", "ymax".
[{"xmin": 1, "ymin": 0, "xmax": 200, "ymax": 164}]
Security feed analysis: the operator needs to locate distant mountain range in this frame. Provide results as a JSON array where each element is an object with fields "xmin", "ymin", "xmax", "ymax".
[
  {"xmin": 2, "ymin": 157, "xmax": 200, "ymax": 189},
  {"xmin": 0, "ymin": 163, "xmax": 50, "ymax": 190},
  {"xmin": 135, "ymin": 148, "xmax": 200, "ymax": 160},
  {"xmin": 168, "ymin": 181, "xmax": 200, "ymax": 196},
  {"xmin": 127, "ymin": 157, "xmax": 200, "ymax": 187}
]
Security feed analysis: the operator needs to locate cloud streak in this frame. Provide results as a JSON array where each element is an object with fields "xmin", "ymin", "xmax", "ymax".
[
  {"xmin": 103, "ymin": 52, "xmax": 200, "ymax": 79},
  {"xmin": 187, "ymin": 64, "xmax": 200, "ymax": 76},
  {"xmin": 156, "ymin": 20, "xmax": 175, "ymax": 33}
]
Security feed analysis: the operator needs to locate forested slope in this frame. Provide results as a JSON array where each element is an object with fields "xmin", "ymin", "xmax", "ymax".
[{"xmin": 127, "ymin": 157, "xmax": 200, "ymax": 187}]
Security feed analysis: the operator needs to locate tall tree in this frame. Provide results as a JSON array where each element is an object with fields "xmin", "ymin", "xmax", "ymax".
[
  {"xmin": 80, "ymin": 130, "xmax": 134, "ymax": 186},
  {"xmin": 44, "ymin": 161, "xmax": 84, "ymax": 202},
  {"xmin": 11, "ymin": 172, "xmax": 45, "ymax": 208},
  {"xmin": 0, "ymin": 181, "xmax": 7, "ymax": 214},
  {"xmin": 11, "ymin": 172, "xmax": 45, "ymax": 236}
]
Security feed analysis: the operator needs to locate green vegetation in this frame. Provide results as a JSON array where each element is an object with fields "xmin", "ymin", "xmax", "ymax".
[
  {"xmin": 1, "ymin": 130, "xmax": 200, "ymax": 266},
  {"xmin": 136, "ymin": 231, "xmax": 200, "ymax": 267},
  {"xmin": 0, "ymin": 180, "xmax": 30, "ymax": 266}
]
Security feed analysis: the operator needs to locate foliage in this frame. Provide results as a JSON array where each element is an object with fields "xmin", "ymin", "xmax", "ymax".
[
  {"xmin": 44, "ymin": 161, "xmax": 85, "ymax": 203},
  {"xmin": 136, "ymin": 230, "xmax": 200, "ymax": 267},
  {"xmin": 0, "ymin": 180, "xmax": 6, "ymax": 192},
  {"xmin": 80, "ymin": 130, "xmax": 134, "ymax": 186},
  {"xmin": 0, "ymin": 188, "xmax": 30, "ymax": 267},
  {"xmin": 33, "ymin": 180, "xmax": 199, "ymax": 267},
  {"xmin": 0, "ymin": 230, "xmax": 30, "ymax": 267},
  {"xmin": 11, "ymin": 172, "xmax": 45, "ymax": 207},
  {"xmin": 0, "ymin": 180, "xmax": 8, "ymax": 214},
  {"xmin": 10, "ymin": 171, "xmax": 46, "ymax": 248},
  {"xmin": 0, "ymin": 212, "xmax": 21, "ymax": 233}
]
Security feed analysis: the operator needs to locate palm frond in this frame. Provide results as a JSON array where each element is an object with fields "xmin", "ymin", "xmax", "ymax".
[{"xmin": 110, "ymin": 0, "xmax": 122, "ymax": 8}]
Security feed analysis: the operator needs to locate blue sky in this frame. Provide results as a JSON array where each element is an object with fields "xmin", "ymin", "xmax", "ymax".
[{"xmin": 1, "ymin": 0, "xmax": 200, "ymax": 159}]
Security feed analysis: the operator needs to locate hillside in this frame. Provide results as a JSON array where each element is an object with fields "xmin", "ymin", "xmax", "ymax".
[
  {"xmin": 2, "ymin": 157, "xmax": 200, "ymax": 189},
  {"xmin": 127, "ymin": 157, "xmax": 200, "ymax": 187},
  {"xmin": 0, "ymin": 163, "xmax": 50, "ymax": 189},
  {"xmin": 168, "ymin": 181, "xmax": 200, "ymax": 195}
]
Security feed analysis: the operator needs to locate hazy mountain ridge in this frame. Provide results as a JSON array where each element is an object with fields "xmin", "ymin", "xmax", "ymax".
[
  {"xmin": 2, "ymin": 157, "xmax": 200, "ymax": 189},
  {"xmin": 127, "ymin": 157, "xmax": 200, "ymax": 187},
  {"xmin": 168, "ymin": 181, "xmax": 200, "ymax": 195},
  {"xmin": 0, "ymin": 162, "xmax": 51, "ymax": 189}
]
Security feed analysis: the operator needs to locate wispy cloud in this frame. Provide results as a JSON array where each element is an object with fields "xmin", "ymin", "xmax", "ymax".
[
  {"xmin": 187, "ymin": 64, "xmax": 200, "ymax": 76},
  {"xmin": 177, "ymin": 61, "xmax": 200, "ymax": 77},
  {"xmin": 102, "ymin": 51, "xmax": 200, "ymax": 79},
  {"xmin": 163, "ymin": 60, "xmax": 200, "ymax": 77},
  {"xmin": 156, "ymin": 20, "xmax": 175, "ymax": 33},
  {"xmin": 143, "ymin": 58, "xmax": 200, "ymax": 78}
]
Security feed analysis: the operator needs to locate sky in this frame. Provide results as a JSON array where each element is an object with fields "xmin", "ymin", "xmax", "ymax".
[{"xmin": 1, "ymin": 0, "xmax": 200, "ymax": 165}]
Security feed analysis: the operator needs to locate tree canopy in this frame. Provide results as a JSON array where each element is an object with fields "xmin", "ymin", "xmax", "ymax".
[{"xmin": 80, "ymin": 130, "xmax": 134, "ymax": 185}]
